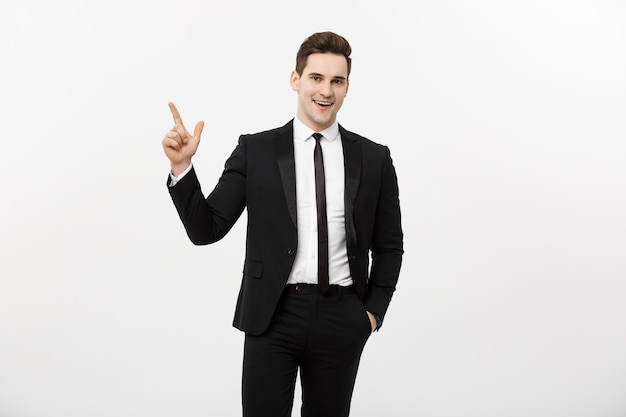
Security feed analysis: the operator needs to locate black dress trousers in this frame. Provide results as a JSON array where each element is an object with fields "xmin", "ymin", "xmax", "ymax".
[{"xmin": 242, "ymin": 284, "xmax": 372, "ymax": 417}]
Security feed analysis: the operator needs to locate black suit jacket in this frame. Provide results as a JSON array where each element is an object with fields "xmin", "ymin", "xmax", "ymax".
[{"xmin": 169, "ymin": 120, "xmax": 403, "ymax": 336}]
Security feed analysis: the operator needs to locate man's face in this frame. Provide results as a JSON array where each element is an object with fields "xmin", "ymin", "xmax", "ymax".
[{"xmin": 290, "ymin": 52, "xmax": 349, "ymax": 132}]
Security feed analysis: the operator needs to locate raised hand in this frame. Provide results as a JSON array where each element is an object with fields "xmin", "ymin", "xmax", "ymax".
[{"xmin": 161, "ymin": 102, "xmax": 205, "ymax": 176}]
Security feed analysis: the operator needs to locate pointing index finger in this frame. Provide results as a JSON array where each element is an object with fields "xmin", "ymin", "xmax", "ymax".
[{"xmin": 168, "ymin": 102, "xmax": 184, "ymax": 126}]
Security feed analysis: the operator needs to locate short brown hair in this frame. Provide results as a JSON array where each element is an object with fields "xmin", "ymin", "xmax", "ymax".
[{"xmin": 295, "ymin": 31, "xmax": 352, "ymax": 77}]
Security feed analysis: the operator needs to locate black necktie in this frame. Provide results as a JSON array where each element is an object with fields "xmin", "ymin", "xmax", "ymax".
[{"xmin": 313, "ymin": 133, "xmax": 329, "ymax": 294}]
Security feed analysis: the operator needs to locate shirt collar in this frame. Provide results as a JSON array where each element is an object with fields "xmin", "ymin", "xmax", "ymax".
[{"xmin": 293, "ymin": 116, "xmax": 339, "ymax": 143}]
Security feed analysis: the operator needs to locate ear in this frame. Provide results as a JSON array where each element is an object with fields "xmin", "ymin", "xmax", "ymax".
[{"xmin": 290, "ymin": 70, "xmax": 300, "ymax": 91}]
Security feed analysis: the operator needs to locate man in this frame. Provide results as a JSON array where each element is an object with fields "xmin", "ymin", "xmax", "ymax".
[{"xmin": 162, "ymin": 31, "xmax": 403, "ymax": 417}]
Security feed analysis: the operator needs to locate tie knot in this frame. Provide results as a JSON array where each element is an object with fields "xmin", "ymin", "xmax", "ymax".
[{"xmin": 312, "ymin": 132, "xmax": 323, "ymax": 142}]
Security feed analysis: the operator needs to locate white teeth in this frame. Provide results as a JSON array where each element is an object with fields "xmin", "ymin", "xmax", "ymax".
[{"xmin": 315, "ymin": 100, "xmax": 332, "ymax": 106}]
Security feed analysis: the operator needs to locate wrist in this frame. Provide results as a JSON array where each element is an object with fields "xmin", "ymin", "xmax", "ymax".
[
  {"xmin": 372, "ymin": 313, "xmax": 382, "ymax": 330},
  {"xmin": 171, "ymin": 161, "xmax": 192, "ymax": 177},
  {"xmin": 367, "ymin": 311, "xmax": 382, "ymax": 332}
]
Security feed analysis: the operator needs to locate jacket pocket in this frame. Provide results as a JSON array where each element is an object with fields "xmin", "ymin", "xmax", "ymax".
[{"xmin": 243, "ymin": 259, "xmax": 263, "ymax": 279}]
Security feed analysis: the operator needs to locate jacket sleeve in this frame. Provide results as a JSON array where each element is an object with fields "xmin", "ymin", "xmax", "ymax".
[
  {"xmin": 167, "ymin": 136, "xmax": 247, "ymax": 245},
  {"xmin": 364, "ymin": 146, "xmax": 404, "ymax": 326}
]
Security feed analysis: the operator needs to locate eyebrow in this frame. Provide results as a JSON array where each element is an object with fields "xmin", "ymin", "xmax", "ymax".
[{"xmin": 308, "ymin": 72, "xmax": 347, "ymax": 81}]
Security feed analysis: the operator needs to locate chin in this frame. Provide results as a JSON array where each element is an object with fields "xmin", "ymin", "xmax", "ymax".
[{"xmin": 314, "ymin": 115, "xmax": 333, "ymax": 126}]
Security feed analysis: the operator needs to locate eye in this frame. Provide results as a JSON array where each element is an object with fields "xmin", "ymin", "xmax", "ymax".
[
  {"xmin": 312, "ymin": 76, "xmax": 321, "ymax": 81},
  {"xmin": 332, "ymin": 79, "xmax": 344, "ymax": 84}
]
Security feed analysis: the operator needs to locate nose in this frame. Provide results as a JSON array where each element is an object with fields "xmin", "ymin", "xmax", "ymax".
[{"xmin": 319, "ymin": 81, "xmax": 332, "ymax": 97}]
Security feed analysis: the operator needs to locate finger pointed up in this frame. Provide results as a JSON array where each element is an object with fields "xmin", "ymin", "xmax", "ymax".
[
  {"xmin": 168, "ymin": 102, "xmax": 184, "ymax": 126},
  {"xmin": 194, "ymin": 121, "xmax": 205, "ymax": 139}
]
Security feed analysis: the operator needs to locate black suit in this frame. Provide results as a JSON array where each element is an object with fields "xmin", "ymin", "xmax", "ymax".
[{"xmin": 168, "ymin": 120, "xmax": 403, "ymax": 415}]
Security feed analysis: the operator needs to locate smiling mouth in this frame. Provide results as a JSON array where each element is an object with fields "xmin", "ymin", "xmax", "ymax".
[{"xmin": 314, "ymin": 100, "xmax": 333, "ymax": 107}]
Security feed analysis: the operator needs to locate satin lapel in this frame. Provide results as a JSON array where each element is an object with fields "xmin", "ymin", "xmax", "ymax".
[
  {"xmin": 340, "ymin": 126, "xmax": 362, "ymax": 245},
  {"xmin": 274, "ymin": 121, "xmax": 297, "ymax": 227}
]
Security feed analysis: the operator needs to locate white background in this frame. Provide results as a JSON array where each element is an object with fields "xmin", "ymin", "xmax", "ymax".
[{"xmin": 1, "ymin": 0, "xmax": 625, "ymax": 416}]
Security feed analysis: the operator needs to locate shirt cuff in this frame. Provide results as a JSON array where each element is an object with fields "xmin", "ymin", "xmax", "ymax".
[{"xmin": 169, "ymin": 163, "xmax": 193, "ymax": 186}]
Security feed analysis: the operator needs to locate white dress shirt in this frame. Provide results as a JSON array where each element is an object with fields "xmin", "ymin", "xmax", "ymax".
[
  {"xmin": 287, "ymin": 117, "xmax": 351, "ymax": 286},
  {"xmin": 169, "ymin": 117, "xmax": 352, "ymax": 287}
]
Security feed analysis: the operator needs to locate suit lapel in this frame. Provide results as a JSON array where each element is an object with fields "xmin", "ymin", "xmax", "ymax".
[
  {"xmin": 274, "ymin": 120, "xmax": 297, "ymax": 227},
  {"xmin": 274, "ymin": 122, "xmax": 362, "ymax": 233},
  {"xmin": 340, "ymin": 126, "xmax": 362, "ymax": 246}
]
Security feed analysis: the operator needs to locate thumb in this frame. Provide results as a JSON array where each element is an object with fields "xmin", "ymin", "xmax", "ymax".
[{"xmin": 193, "ymin": 121, "xmax": 205, "ymax": 140}]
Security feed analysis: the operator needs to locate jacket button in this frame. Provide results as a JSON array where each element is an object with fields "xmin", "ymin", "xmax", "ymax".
[
  {"xmin": 349, "ymin": 255, "xmax": 357, "ymax": 260},
  {"xmin": 287, "ymin": 249, "xmax": 295, "ymax": 256}
]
